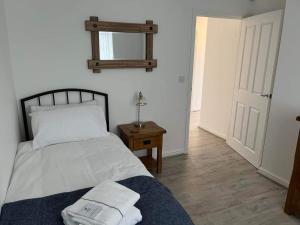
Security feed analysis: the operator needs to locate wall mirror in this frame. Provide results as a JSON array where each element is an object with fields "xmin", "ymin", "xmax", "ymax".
[
  {"xmin": 85, "ymin": 17, "xmax": 158, "ymax": 73},
  {"xmin": 99, "ymin": 32, "xmax": 145, "ymax": 60}
]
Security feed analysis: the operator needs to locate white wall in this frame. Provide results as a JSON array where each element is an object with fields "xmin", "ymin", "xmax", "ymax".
[
  {"xmin": 260, "ymin": 0, "xmax": 300, "ymax": 186},
  {"xmin": 4, "ymin": 0, "xmax": 194, "ymax": 156},
  {"xmin": 0, "ymin": 0, "xmax": 19, "ymax": 210},
  {"xmin": 191, "ymin": 17, "xmax": 207, "ymax": 112},
  {"xmin": 250, "ymin": 0, "xmax": 286, "ymax": 15},
  {"xmin": 199, "ymin": 18, "xmax": 241, "ymax": 139}
]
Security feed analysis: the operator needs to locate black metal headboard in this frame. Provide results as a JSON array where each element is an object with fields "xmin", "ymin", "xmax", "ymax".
[{"xmin": 21, "ymin": 88, "xmax": 109, "ymax": 141}]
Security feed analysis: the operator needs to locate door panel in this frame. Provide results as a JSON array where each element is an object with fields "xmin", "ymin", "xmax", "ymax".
[
  {"xmin": 239, "ymin": 26, "xmax": 256, "ymax": 90},
  {"xmin": 233, "ymin": 102, "xmax": 246, "ymax": 141},
  {"xmin": 227, "ymin": 10, "xmax": 283, "ymax": 167},
  {"xmin": 245, "ymin": 107, "xmax": 260, "ymax": 150},
  {"xmin": 253, "ymin": 23, "xmax": 273, "ymax": 94}
]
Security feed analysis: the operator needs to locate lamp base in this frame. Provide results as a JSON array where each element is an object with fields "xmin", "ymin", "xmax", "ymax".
[{"xmin": 133, "ymin": 121, "xmax": 145, "ymax": 129}]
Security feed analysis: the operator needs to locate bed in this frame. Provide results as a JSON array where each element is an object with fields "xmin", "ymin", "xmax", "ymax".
[{"xmin": 0, "ymin": 89, "xmax": 194, "ymax": 225}]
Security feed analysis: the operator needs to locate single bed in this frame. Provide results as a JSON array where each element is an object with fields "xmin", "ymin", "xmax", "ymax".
[{"xmin": 0, "ymin": 89, "xmax": 194, "ymax": 225}]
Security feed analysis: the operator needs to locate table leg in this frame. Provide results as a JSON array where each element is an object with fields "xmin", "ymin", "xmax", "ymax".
[
  {"xmin": 157, "ymin": 138, "xmax": 162, "ymax": 173},
  {"xmin": 147, "ymin": 148, "xmax": 153, "ymax": 169},
  {"xmin": 147, "ymin": 148, "xmax": 152, "ymax": 158}
]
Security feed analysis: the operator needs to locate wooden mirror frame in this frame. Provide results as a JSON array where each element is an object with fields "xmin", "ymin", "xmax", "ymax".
[{"xmin": 85, "ymin": 16, "xmax": 158, "ymax": 73}]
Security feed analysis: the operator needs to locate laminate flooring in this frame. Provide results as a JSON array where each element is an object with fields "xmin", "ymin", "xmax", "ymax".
[{"xmin": 156, "ymin": 111, "xmax": 300, "ymax": 225}]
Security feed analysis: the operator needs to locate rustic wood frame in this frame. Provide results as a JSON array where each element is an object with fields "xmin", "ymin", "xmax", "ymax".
[{"xmin": 85, "ymin": 16, "xmax": 158, "ymax": 73}]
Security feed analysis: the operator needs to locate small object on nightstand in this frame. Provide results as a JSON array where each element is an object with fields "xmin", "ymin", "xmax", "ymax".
[
  {"xmin": 118, "ymin": 121, "xmax": 166, "ymax": 174},
  {"xmin": 134, "ymin": 91, "xmax": 147, "ymax": 128}
]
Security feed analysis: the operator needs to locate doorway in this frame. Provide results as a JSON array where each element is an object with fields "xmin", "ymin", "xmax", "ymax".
[
  {"xmin": 189, "ymin": 16, "xmax": 241, "ymax": 146},
  {"xmin": 187, "ymin": 11, "xmax": 283, "ymax": 168}
]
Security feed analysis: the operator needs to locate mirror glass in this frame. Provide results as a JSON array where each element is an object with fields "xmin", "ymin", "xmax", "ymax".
[{"xmin": 99, "ymin": 32, "xmax": 145, "ymax": 60}]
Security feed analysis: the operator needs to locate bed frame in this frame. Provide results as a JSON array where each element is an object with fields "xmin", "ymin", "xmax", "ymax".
[{"xmin": 21, "ymin": 88, "xmax": 109, "ymax": 141}]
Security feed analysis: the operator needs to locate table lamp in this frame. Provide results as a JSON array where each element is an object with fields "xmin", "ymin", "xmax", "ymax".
[{"xmin": 135, "ymin": 91, "xmax": 147, "ymax": 128}]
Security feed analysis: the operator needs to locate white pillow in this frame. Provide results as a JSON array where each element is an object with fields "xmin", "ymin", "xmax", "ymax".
[
  {"xmin": 30, "ymin": 101, "xmax": 98, "ymax": 136},
  {"xmin": 31, "ymin": 105, "xmax": 109, "ymax": 150},
  {"xmin": 30, "ymin": 100, "xmax": 98, "ymax": 113}
]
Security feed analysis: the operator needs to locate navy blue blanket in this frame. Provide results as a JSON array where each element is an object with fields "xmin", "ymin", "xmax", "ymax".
[{"xmin": 0, "ymin": 176, "xmax": 194, "ymax": 225}]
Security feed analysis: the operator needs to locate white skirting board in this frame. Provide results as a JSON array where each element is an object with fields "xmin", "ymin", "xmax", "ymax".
[
  {"xmin": 163, "ymin": 148, "xmax": 186, "ymax": 158},
  {"xmin": 198, "ymin": 125, "xmax": 227, "ymax": 139},
  {"xmin": 257, "ymin": 167, "xmax": 289, "ymax": 188},
  {"xmin": 134, "ymin": 148, "xmax": 186, "ymax": 159}
]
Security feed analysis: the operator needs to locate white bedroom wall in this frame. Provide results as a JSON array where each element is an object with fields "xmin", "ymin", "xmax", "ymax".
[
  {"xmin": 0, "ymin": 0, "xmax": 19, "ymax": 210},
  {"xmin": 2, "ymin": 0, "xmax": 285, "ymax": 157},
  {"xmin": 249, "ymin": 0, "xmax": 286, "ymax": 15},
  {"xmin": 199, "ymin": 18, "xmax": 241, "ymax": 139},
  {"xmin": 259, "ymin": 0, "xmax": 300, "ymax": 186},
  {"xmin": 191, "ymin": 17, "xmax": 208, "ymax": 112}
]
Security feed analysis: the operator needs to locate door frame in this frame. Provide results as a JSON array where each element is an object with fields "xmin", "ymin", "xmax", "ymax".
[{"xmin": 184, "ymin": 10, "xmax": 243, "ymax": 154}]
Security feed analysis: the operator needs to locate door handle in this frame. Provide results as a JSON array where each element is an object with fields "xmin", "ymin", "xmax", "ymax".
[{"xmin": 260, "ymin": 94, "xmax": 272, "ymax": 99}]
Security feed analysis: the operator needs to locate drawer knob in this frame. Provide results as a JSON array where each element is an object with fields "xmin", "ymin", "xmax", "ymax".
[{"xmin": 144, "ymin": 140, "xmax": 151, "ymax": 145}]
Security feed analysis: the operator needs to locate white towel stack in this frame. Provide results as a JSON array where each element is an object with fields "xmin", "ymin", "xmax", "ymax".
[{"xmin": 62, "ymin": 180, "xmax": 142, "ymax": 225}]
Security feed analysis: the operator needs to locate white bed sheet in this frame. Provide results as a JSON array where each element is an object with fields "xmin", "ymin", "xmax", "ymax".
[{"xmin": 5, "ymin": 134, "xmax": 151, "ymax": 203}]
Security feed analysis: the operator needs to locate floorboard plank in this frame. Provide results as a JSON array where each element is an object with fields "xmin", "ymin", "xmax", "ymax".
[{"xmin": 156, "ymin": 111, "xmax": 300, "ymax": 225}]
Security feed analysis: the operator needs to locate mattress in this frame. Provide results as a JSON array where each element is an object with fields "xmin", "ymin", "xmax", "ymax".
[{"xmin": 5, "ymin": 133, "xmax": 151, "ymax": 203}]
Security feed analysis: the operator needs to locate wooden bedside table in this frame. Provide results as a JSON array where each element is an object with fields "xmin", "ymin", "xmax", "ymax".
[{"xmin": 118, "ymin": 121, "xmax": 166, "ymax": 174}]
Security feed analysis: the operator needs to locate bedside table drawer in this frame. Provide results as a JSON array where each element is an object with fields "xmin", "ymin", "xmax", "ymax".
[{"xmin": 133, "ymin": 136, "xmax": 159, "ymax": 150}]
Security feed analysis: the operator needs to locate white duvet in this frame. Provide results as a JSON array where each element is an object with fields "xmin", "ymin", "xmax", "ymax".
[{"xmin": 5, "ymin": 134, "xmax": 151, "ymax": 203}]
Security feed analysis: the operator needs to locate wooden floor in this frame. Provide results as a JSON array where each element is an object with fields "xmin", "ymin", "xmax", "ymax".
[{"xmin": 156, "ymin": 112, "xmax": 300, "ymax": 225}]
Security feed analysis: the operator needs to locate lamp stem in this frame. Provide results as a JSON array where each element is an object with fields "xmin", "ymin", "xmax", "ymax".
[{"xmin": 137, "ymin": 103, "xmax": 141, "ymax": 126}]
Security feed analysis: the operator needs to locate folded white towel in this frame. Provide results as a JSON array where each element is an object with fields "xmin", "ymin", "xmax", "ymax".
[
  {"xmin": 118, "ymin": 207, "xmax": 142, "ymax": 225},
  {"xmin": 62, "ymin": 205, "xmax": 142, "ymax": 225},
  {"xmin": 62, "ymin": 180, "xmax": 142, "ymax": 225}
]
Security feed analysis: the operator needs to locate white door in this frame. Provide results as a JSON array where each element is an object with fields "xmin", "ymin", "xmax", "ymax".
[{"xmin": 227, "ymin": 10, "xmax": 283, "ymax": 167}]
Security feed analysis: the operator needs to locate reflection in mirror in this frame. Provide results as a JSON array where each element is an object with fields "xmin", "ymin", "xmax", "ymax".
[{"xmin": 99, "ymin": 32, "xmax": 145, "ymax": 60}]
